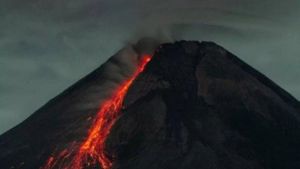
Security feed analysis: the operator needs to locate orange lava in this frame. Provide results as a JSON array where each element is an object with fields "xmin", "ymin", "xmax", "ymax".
[{"xmin": 42, "ymin": 55, "xmax": 151, "ymax": 169}]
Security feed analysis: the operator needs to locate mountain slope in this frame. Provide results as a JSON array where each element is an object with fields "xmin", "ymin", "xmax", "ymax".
[{"xmin": 107, "ymin": 41, "xmax": 300, "ymax": 169}]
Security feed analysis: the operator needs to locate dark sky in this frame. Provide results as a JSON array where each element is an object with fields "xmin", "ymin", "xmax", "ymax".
[{"xmin": 0, "ymin": 0, "xmax": 299, "ymax": 134}]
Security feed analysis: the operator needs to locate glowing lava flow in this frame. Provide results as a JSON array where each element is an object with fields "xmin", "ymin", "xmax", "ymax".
[{"xmin": 42, "ymin": 55, "xmax": 151, "ymax": 169}]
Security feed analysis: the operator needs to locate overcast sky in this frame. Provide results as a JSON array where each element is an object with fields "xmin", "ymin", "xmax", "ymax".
[{"xmin": 0, "ymin": 0, "xmax": 299, "ymax": 134}]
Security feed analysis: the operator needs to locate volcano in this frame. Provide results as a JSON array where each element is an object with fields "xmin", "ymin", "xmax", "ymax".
[{"xmin": 0, "ymin": 41, "xmax": 299, "ymax": 169}]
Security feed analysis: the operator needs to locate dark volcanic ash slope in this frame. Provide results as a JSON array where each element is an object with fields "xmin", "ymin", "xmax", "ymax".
[
  {"xmin": 106, "ymin": 41, "xmax": 300, "ymax": 169},
  {"xmin": 0, "ymin": 41, "xmax": 299, "ymax": 169},
  {"xmin": 0, "ymin": 42, "xmax": 156, "ymax": 169}
]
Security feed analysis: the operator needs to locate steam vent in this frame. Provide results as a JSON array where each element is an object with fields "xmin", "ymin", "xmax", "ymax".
[{"xmin": 0, "ymin": 41, "xmax": 300, "ymax": 169}]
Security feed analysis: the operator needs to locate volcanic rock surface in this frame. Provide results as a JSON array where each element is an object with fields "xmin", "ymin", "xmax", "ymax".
[{"xmin": 0, "ymin": 41, "xmax": 300, "ymax": 169}]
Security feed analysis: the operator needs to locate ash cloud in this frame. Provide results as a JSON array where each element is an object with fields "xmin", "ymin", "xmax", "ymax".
[
  {"xmin": 0, "ymin": 0, "xmax": 300, "ymax": 134},
  {"xmin": 69, "ymin": 38, "xmax": 159, "ymax": 115}
]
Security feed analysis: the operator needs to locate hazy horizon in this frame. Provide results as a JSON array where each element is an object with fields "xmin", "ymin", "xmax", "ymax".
[{"xmin": 0, "ymin": 0, "xmax": 300, "ymax": 134}]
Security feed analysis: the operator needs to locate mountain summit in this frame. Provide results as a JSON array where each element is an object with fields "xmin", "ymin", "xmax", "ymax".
[{"xmin": 0, "ymin": 41, "xmax": 299, "ymax": 169}]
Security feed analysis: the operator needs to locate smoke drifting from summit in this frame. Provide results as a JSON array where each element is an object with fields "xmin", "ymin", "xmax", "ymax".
[{"xmin": 72, "ymin": 38, "xmax": 158, "ymax": 112}]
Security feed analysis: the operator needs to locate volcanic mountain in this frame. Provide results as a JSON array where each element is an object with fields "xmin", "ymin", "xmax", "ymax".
[{"xmin": 0, "ymin": 41, "xmax": 299, "ymax": 169}]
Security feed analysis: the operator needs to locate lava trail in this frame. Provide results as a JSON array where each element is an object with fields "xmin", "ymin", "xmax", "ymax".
[{"xmin": 42, "ymin": 55, "xmax": 151, "ymax": 169}]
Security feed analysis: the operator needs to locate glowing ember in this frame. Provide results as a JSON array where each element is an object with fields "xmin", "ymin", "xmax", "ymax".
[{"xmin": 41, "ymin": 55, "xmax": 151, "ymax": 169}]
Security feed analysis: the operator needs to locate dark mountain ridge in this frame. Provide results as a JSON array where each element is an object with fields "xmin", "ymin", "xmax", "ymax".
[{"xmin": 108, "ymin": 41, "xmax": 300, "ymax": 169}]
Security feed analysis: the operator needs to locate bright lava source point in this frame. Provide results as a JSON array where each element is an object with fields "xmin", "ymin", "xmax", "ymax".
[{"xmin": 41, "ymin": 55, "xmax": 152, "ymax": 169}]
